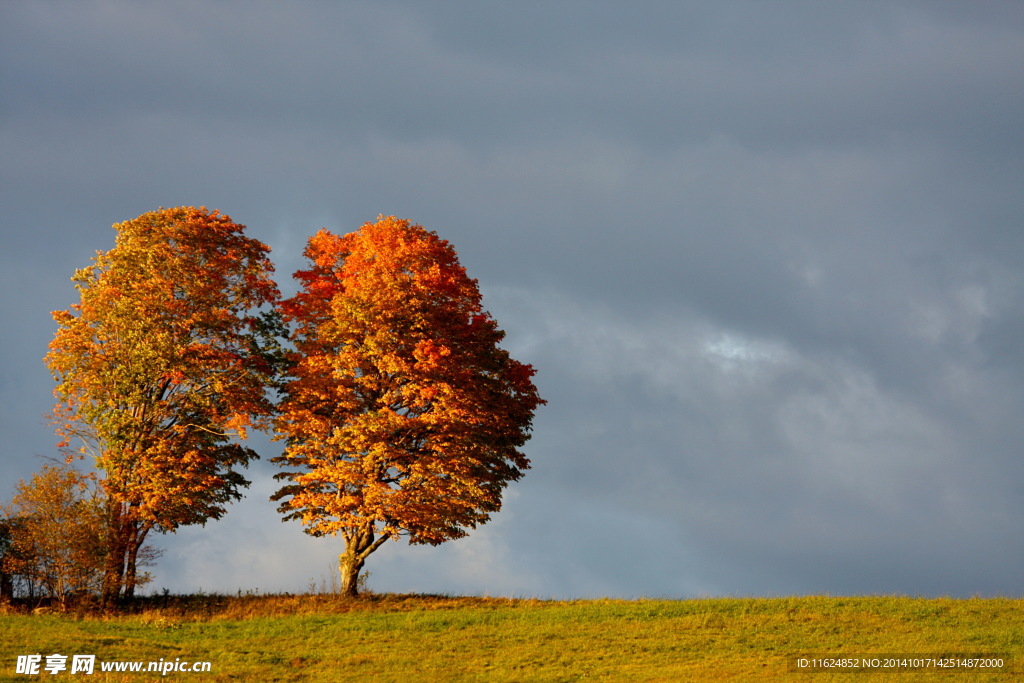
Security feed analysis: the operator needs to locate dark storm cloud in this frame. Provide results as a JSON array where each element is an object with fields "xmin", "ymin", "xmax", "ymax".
[{"xmin": 2, "ymin": 1, "xmax": 1023, "ymax": 597}]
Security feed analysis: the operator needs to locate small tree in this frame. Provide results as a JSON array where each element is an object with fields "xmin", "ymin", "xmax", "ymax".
[
  {"xmin": 0, "ymin": 515, "xmax": 19, "ymax": 602},
  {"xmin": 272, "ymin": 217, "xmax": 544, "ymax": 596},
  {"xmin": 2, "ymin": 465, "xmax": 106, "ymax": 608},
  {"xmin": 45, "ymin": 207, "xmax": 281, "ymax": 607}
]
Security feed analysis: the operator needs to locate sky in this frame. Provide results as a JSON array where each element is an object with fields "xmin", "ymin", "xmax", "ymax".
[{"xmin": 2, "ymin": 1, "xmax": 1024, "ymax": 599}]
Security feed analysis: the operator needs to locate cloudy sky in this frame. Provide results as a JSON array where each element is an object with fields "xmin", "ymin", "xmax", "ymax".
[{"xmin": 3, "ymin": 1, "xmax": 1024, "ymax": 599}]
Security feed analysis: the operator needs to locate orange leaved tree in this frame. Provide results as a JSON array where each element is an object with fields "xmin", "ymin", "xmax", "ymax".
[
  {"xmin": 272, "ymin": 216, "xmax": 544, "ymax": 596},
  {"xmin": 46, "ymin": 207, "xmax": 281, "ymax": 607},
  {"xmin": 2, "ymin": 464, "xmax": 108, "ymax": 608}
]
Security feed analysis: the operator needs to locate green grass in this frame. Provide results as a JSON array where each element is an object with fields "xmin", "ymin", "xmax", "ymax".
[{"xmin": 1, "ymin": 594, "xmax": 1021, "ymax": 681}]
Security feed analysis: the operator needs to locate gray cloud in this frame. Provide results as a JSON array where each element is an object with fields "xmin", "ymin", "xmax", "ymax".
[{"xmin": 2, "ymin": 1, "xmax": 1023, "ymax": 598}]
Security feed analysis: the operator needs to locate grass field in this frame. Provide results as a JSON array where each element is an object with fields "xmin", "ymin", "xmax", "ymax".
[{"xmin": 1, "ymin": 593, "xmax": 1021, "ymax": 681}]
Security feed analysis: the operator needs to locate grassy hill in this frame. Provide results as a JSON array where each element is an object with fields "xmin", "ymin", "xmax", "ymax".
[{"xmin": 1, "ymin": 593, "xmax": 1020, "ymax": 680}]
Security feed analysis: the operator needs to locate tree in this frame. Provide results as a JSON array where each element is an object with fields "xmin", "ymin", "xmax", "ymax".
[
  {"xmin": 272, "ymin": 216, "xmax": 544, "ymax": 596},
  {"xmin": 0, "ymin": 515, "xmax": 20, "ymax": 602},
  {"xmin": 45, "ymin": 206, "xmax": 281, "ymax": 607},
  {"xmin": 1, "ymin": 464, "xmax": 106, "ymax": 608}
]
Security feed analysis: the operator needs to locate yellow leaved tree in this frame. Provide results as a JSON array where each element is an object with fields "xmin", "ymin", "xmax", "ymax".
[{"xmin": 45, "ymin": 207, "xmax": 281, "ymax": 607}]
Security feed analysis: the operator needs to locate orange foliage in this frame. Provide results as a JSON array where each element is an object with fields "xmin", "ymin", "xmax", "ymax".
[
  {"xmin": 272, "ymin": 216, "xmax": 544, "ymax": 595},
  {"xmin": 45, "ymin": 207, "xmax": 280, "ymax": 604}
]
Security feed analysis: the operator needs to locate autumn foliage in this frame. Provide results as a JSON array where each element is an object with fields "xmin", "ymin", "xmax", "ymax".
[
  {"xmin": 1, "ymin": 465, "xmax": 106, "ymax": 607},
  {"xmin": 31, "ymin": 207, "xmax": 542, "ymax": 606},
  {"xmin": 272, "ymin": 216, "xmax": 544, "ymax": 596},
  {"xmin": 45, "ymin": 207, "xmax": 280, "ymax": 606}
]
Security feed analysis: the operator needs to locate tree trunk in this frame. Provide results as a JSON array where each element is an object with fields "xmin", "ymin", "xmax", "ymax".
[
  {"xmin": 100, "ymin": 493, "xmax": 157, "ymax": 609},
  {"xmin": 338, "ymin": 526, "xmax": 390, "ymax": 597},
  {"xmin": 123, "ymin": 525, "xmax": 150, "ymax": 601},
  {"xmin": 100, "ymin": 516, "xmax": 127, "ymax": 609},
  {"xmin": 339, "ymin": 548, "xmax": 364, "ymax": 598},
  {"xmin": 100, "ymin": 547, "xmax": 125, "ymax": 608}
]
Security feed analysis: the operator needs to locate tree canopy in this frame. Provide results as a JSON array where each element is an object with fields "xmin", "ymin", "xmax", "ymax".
[
  {"xmin": 45, "ymin": 206, "xmax": 280, "ymax": 605},
  {"xmin": 1, "ymin": 465, "xmax": 106, "ymax": 607},
  {"xmin": 272, "ymin": 216, "xmax": 544, "ymax": 595}
]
